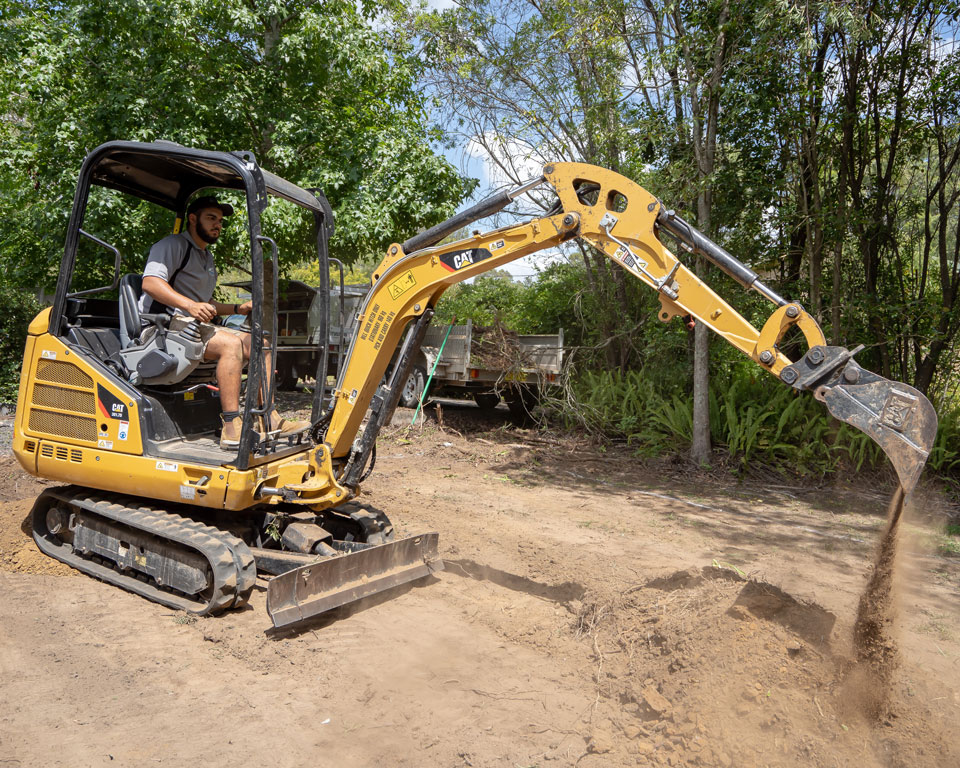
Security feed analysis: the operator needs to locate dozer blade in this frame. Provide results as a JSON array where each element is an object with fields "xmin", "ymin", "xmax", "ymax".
[
  {"xmin": 783, "ymin": 347, "xmax": 938, "ymax": 495},
  {"xmin": 266, "ymin": 533, "xmax": 443, "ymax": 628}
]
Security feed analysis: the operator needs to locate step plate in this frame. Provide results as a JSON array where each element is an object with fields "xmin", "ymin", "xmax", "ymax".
[{"xmin": 266, "ymin": 533, "xmax": 443, "ymax": 628}]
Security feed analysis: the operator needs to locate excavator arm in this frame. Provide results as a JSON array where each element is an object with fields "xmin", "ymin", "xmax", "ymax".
[{"xmin": 316, "ymin": 163, "xmax": 936, "ymax": 495}]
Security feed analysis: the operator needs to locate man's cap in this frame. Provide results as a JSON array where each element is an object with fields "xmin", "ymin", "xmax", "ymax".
[{"xmin": 187, "ymin": 195, "xmax": 234, "ymax": 218}]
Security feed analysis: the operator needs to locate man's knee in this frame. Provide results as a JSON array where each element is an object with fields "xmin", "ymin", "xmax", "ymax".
[{"xmin": 205, "ymin": 329, "xmax": 244, "ymax": 363}]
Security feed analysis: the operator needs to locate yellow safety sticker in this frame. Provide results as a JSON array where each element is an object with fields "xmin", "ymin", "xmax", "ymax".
[
  {"xmin": 388, "ymin": 270, "xmax": 417, "ymax": 300},
  {"xmin": 184, "ymin": 392, "xmax": 194, "ymax": 401}
]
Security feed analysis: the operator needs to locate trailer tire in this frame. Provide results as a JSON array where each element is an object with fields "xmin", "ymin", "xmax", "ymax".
[
  {"xmin": 276, "ymin": 358, "xmax": 298, "ymax": 391},
  {"xmin": 506, "ymin": 385, "xmax": 539, "ymax": 424},
  {"xmin": 473, "ymin": 392, "xmax": 500, "ymax": 411},
  {"xmin": 400, "ymin": 366, "xmax": 427, "ymax": 408}
]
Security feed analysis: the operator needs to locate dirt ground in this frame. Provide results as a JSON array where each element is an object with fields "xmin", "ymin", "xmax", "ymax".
[{"xmin": 1, "ymin": 399, "xmax": 958, "ymax": 768}]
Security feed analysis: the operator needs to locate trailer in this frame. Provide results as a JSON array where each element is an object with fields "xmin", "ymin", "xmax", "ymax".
[
  {"xmin": 261, "ymin": 280, "xmax": 564, "ymax": 413},
  {"xmin": 410, "ymin": 320, "xmax": 564, "ymax": 414}
]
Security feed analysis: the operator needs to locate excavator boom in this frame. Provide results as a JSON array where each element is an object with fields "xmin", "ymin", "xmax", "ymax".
[
  {"xmin": 270, "ymin": 162, "xmax": 937, "ymax": 624},
  {"xmin": 317, "ymin": 163, "xmax": 936, "ymax": 498}
]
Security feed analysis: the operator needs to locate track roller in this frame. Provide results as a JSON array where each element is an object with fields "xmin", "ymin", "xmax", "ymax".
[{"xmin": 31, "ymin": 486, "xmax": 256, "ymax": 615}]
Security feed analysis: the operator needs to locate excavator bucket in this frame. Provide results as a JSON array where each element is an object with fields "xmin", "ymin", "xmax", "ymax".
[
  {"xmin": 821, "ymin": 375, "xmax": 937, "ymax": 496},
  {"xmin": 265, "ymin": 533, "xmax": 443, "ymax": 628},
  {"xmin": 781, "ymin": 347, "xmax": 938, "ymax": 495}
]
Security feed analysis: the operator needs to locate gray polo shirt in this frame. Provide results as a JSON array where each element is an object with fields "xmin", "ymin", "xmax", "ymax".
[{"xmin": 139, "ymin": 231, "xmax": 217, "ymax": 315}]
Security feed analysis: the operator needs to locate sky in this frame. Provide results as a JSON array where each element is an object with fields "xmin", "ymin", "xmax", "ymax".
[
  {"xmin": 423, "ymin": 0, "xmax": 564, "ymax": 281},
  {"xmin": 437, "ymin": 134, "xmax": 570, "ymax": 281}
]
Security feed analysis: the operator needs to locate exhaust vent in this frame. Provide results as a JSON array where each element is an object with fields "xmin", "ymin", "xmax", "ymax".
[
  {"xmin": 37, "ymin": 443, "xmax": 85, "ymax": 462},
  {"xmin": 35, "ymin": 359, "xmax": 93, "ymax": 389},
  {"xmin": 28, "ymin": 409, "xmax": 97, "ymax": 442},
  {"xmin": 24, "ymin": 440, "xmax": 36, "ymax": 453}
]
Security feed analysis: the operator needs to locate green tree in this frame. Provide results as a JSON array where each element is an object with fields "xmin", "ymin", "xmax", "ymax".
[
  {"xmin": 433, "ymin": 270, "xmax": 526, "ymax": 327},
  {"xmin": 0, "ymin": 0, "xmax": 474, "ymax": 291}
]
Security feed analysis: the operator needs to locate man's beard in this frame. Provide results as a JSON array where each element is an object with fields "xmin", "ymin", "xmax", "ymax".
[{"xmin": 198, "ymin": 220, "xmax": 220, "ymax": 243}]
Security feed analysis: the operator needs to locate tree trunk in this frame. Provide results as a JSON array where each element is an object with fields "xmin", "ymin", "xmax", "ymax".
[
  {"xmin": 691, "ymin": 293, "xmax": 711, "ymax": 464},
  {"xmin": 686, "ymin": 0, "xmax": 729, "ymax": 466},
  {"xmin": 690, "ymin": 215, "xmax": 712, "ymax": 464}
]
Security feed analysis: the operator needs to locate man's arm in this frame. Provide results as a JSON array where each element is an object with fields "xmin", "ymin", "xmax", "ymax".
[
  {"xmin": 141, "ymin": 278, "xmax": 252, "ymax": 321},
  {"xmin": 211, "ymin": 299, "xmax": 253, "ymax": 317},
  {"xmin": 142, "ymin": 276, "xmax": 218, "ymax": 322}
]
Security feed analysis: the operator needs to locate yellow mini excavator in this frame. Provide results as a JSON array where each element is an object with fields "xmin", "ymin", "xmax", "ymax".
[{"xmin": 13, "ymin": 141, "xmax": 938, "ymax": 627}]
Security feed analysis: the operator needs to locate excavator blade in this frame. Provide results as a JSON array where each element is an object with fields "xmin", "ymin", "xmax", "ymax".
[
  {"xmin": 266, "ymin": 533, "xmax": 443, "ymax": 628},
  {"xmin": 820, "ymin": 371, "xmax": 938, "ymax": 496}
]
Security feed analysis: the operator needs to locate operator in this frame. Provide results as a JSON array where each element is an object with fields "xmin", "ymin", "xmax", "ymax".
[{"xmin": 140, "ymin": 195, "xmax": 309, "ymax": 448}]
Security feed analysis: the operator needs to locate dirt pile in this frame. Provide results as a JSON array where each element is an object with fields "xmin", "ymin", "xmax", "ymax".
[
  {"xmin": 571, "ymin": 566, "xmax": 841, "ymax": 766},
  {"xmin": 0, "ymin": 498, "xmax": 72, "ymax": 576},
  {"xmin": 0, "ymin": 459, "xmax": 70, "ymax": 576},
  {"xmin": 571, "ymin": 560, "xmax": 956, "ymax": 767}
]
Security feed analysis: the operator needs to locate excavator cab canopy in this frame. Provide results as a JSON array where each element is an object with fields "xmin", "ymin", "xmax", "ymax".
[
  {"xmin": 47, "ymin": 140, "xmax": 335, "ymax": 470},
  {"xmin": 51, "ymin": 140, "xmax": 334, "ymax": 337},
  {"xmin": 87, "ymin": 141, "xmax": 328, "ymax": 215}
]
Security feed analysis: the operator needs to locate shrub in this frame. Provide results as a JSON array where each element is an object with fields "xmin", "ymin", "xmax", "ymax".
[
  {"xmin": 0, "ymin": 284, "xmax": 42, "ymax": 405},
  {"xmin": 550, "ymin": 363, "xmax": 956, "ymax": 482}
]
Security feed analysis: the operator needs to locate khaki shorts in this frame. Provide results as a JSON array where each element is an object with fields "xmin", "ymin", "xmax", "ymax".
[
  {"xmin": 167, "ymin": 315, "xmax": 250, "ymax": 342},
  {"xmin": 145, "ymin": 316, "xmax": 253, "ymax": 364}
]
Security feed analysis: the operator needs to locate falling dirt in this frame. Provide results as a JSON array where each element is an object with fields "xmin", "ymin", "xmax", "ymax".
[
  {"xmin": 849, "ymin": 486, "xmax": 906, "ymax": 719},
  {"xmin": 1, "ymin": 401, "xmax": 958, "ymax": 767}
]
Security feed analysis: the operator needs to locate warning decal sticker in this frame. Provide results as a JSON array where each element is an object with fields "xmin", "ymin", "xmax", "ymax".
[{"xmin": 388, "ymin": 270, "xmax": 417, "ymax": 300}]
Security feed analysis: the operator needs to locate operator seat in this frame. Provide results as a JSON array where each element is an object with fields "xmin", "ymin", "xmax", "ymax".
[{"xmin": 116, "ymin": 273, "xmax": 210, "ymax": 386}]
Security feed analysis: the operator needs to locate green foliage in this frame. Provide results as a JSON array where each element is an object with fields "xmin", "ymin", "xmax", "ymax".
[
  {"xmin": 0, "ymin": 284, "xmax": 41, "ymax": 404},
  {"xmin": 417, "ymin": 0, "xmax": 960, "ymax": 474},
  {"xmin": 552, "ymin": 363, "xmax": 956, "ymax": 481},
  {"xmin": 0, "ymin": 0, "xmax": 475, "ymax": 293},
  {"xmin": 927, "ymin": 403, "xmax": 960, "ymax": 475},
  {"xmin": 284, "ymin": 260, "xmax": 374, "ymax": 289},
  {"xmin": 936, "ymin": 520, "xmax": 960, "ymax": 557},
  {"xmin": 434, "ymin": 270, "xmax": 527, "ymax": 328}
]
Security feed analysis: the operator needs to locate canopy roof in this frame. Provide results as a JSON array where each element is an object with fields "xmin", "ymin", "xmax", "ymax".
[{"xmin": 86, "ymin": 140, "xmax": 325, "ymax": 214}]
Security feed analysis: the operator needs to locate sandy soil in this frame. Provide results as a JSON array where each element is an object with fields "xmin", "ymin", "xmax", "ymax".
[{"xmin": 1, "ymin": 401, "xmax": 958, "ymax": 767}]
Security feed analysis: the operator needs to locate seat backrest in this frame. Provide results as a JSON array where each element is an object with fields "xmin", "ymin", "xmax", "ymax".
[{"xmin": 118, "ymin": 273, "xmax": 143, "ymax": 348}]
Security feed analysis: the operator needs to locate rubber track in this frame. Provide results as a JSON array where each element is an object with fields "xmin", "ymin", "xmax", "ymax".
[{"xmin": 33, "ymin": 486, "xmax": 256, "ymax": 615}]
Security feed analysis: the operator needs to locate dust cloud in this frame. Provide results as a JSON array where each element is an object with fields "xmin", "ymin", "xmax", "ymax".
[{"xmin": 849, "ymin": 486, "xmax": 906, "ymax": 718}]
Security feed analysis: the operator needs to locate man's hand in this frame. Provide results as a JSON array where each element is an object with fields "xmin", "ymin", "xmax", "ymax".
[
  {"xmin": 186, "ymin": 300, "xmax": 218, "ymax": 323},
  {"xmin": 238, "ymin": 300, "xmax": 253, "ymax": 316}
]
